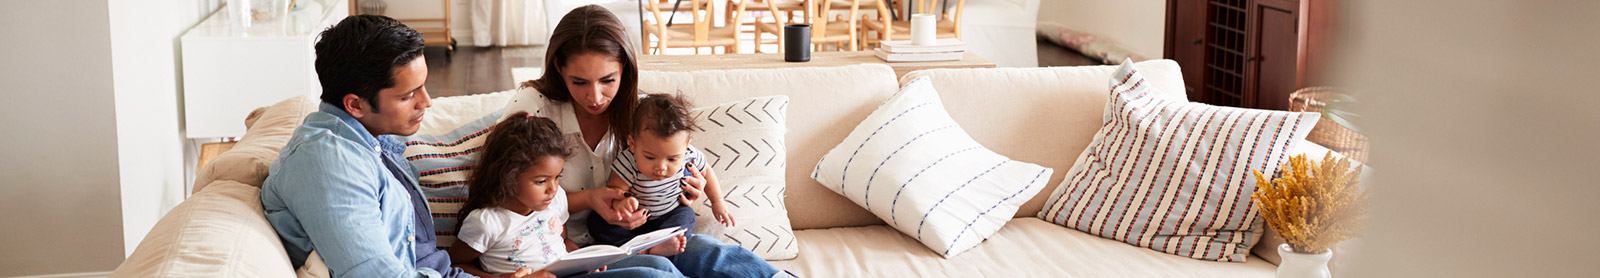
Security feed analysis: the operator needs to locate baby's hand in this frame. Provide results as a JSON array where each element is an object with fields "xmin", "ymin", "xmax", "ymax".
[
  {"xmin": 711, "ymin": 202, "xmax": 736, "ymax": 227},
  {"xmin": 612, "ymin": 196, "xmax": 642, "ymax": 217}
]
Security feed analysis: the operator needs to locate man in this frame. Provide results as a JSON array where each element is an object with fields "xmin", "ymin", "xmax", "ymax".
[{"xmin": 261, "ymin": 15, "xmax": 472, "ymax": 278}]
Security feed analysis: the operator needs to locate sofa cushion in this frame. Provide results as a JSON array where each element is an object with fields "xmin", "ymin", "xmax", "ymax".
[
  {"xmin": 685, "ymin": 95, "xmax": 798, "ymax": 260},
  {"xmin": 810, "ymin": 77, "xmax": 1053, "ymax": 257},
  {"xmin": 898, "ymin": 59, "xmax": 1188, "ymax": 221},
  {"xmin": 769, "ymin": 217, "xmax": 1274, "ymax": 277},
  {"xmin": 1037, "ymin": 60, "xmax": 1319, "ymax": 261},
  {"xmin": 638, "ymin": 64, "xmax": 902, "ymax": 230},
  {"xmin": 112, "ymin": 181, "xmax": 295, "ymax": 277},
  {"xmin": 194, "ymin": 95, "xmax": 319, "ymax": 193}
]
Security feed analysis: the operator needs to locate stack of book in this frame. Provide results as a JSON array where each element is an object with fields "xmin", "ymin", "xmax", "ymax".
[{"xmin": 875, "ymin": 39, "xmax": 967, "ymax": 62}]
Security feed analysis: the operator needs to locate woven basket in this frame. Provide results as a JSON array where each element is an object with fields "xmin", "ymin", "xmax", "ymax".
[{"xmin": 1289, "ymin": 87, "xmax": 1369, "ymax": 163}]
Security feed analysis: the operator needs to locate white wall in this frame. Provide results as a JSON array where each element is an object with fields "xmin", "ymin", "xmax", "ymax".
[
  {"xmin": 0, "ymin": 0, "xmax": 126, "ymax": 276},
  {"xmin": 108, "ymin": 0, "xmax": 219, "ymax": 259},
  {"xmin": 1335, "ymin": 0, "xmax": 1600, "ymax": 276},
  {"xmin": 1038, "ymin": 0, "xmax": 1166, "ymax": 59}
]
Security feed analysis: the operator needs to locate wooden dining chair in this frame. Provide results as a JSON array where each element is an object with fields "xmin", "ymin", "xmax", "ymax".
[
  {"xmin": 642, "ymin": 0, "xmax": 750, "ymax": 54},
  {"xmin": 730, "ymin": 0, "xmax": 808, "ymax": 53},
  {"xmin": 859, "ymin": 0, "xmax": 964, "ymax": 48},
  {"xmin": 756, "ymin": 0, "xmax": 863, "ymax": 52}
]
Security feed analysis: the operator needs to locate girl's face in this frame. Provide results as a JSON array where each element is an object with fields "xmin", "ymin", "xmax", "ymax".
[
  {"xmin": 514, "ymin": 156, "xmax": 566, "ymax": 212},
  {"xmin": 561, "ymin": 52, "xmax": 623, "ymax": 116}
]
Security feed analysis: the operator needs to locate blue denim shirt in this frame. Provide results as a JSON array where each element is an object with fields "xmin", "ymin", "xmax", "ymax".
[{"xmin": 262, "ymin": 103, "xmax": 472, "ymax": 278}]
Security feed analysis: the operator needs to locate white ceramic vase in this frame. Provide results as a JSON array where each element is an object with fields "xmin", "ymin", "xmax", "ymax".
[{"xmin": 1276, "ymin": 243, "xmax": 1332, "ymax": 278}]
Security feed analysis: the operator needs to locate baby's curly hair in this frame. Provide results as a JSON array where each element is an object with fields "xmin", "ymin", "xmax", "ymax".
[
  {"xmin": 457, "ymin": 112, "xmax": 572, "ymax": 227},
  {"xmin": 633, "ymin": 93, "xmax": 698, "ymax": 139}
]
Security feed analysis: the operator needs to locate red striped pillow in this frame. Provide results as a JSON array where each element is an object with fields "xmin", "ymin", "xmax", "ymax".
[{"xmin": 1037, "ymin": 60, "xmax": 1319, "ymax": 261}]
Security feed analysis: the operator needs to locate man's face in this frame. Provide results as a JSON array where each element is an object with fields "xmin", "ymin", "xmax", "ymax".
[{"xmin": 352, "ymin": 56, "xmax": 431, "ymax": 136}]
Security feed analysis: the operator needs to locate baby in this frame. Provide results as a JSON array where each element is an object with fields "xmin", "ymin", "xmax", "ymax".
[{"xmin": 588, "ymin": 93, "xmax": 734, "ymax": 253}]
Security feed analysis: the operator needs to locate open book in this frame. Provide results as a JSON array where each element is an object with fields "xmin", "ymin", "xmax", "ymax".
[{"xmin": 540, "ymin": 226, "xmax": 686, "ymax": 276}]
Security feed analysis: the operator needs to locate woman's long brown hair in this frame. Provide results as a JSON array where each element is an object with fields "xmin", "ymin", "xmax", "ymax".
[{"xmin": 522, "ymin": 4, "xmax": 641, "ymax": 147}]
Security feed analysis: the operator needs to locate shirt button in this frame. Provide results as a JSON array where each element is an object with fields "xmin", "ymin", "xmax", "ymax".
[
  {"xmin": 373, "ymin": 145, "xmax": 381, "ymax": 152},
  {"xmin": 408, "ymin": 236, "xmax": 415, "ymax": 242}
]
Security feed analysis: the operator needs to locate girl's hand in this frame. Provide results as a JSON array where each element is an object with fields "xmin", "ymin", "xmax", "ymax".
[
  {"xmin": 500, "ymin": 268, "xmax": 535, "ymax": 278},
  {"xmin": 593, "ymin": 187, "xmax": 647, "ymax": 229},
  {"xmin": 524, "ymin": 269, "xmax": 555, "ymax": 278},
  {"xmin": 712, "ymin": 201, "xmax": 736, "ymax": 227},
  {"xmin": 589, "ymin": 266, "xmax": 607, "ymax": 273},
  {"xmin": 679, "ymin": 168, "xmax": 706, "ymax": 207}
]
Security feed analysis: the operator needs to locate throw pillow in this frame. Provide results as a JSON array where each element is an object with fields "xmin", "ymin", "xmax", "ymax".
[
  {"xmin": 684, "ymin": 95, "xmax": 798, "ymax": 260},
  {"xmin": 1036, "ymin": 59, "xmax": 1320, "ymax": 261},
  {"xmin": 810, "ymin": 77, "xmax": 1055, "ymax": 258},
  {"xmin": 403, "ymin": 110, "xmax": 505, "ymax": 250}
]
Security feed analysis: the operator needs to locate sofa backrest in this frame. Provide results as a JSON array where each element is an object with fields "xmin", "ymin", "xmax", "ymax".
[
  {"xmin": 638, "ymin": 64, "xmax": 903, "ymax": 230},
  {"xmin": 211, "ymin": 61, "xmax": 1189, "ymax": 230},
  {"xmin": 638, "ymin": 60, "xmax": 1188, "ymax": 229},
  {"xmin": 900, "ymin": 60, "xmax": 1188, "ymax": 219}
]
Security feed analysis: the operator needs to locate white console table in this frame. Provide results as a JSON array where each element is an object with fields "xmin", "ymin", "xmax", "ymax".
[{"xmin": 181, "ymin": 0, "xmax": 348, "ymax": 138}]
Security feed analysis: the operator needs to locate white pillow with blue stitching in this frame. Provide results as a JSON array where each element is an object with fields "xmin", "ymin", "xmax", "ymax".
[{"xmin": 811, "ymin": 77, "xmax": 1054, "ymax": 257}]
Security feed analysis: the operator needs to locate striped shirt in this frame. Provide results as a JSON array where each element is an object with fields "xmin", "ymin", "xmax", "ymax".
[{"xmin": 611, "ymin": 145, "xmax": 707, "ymax": 219}]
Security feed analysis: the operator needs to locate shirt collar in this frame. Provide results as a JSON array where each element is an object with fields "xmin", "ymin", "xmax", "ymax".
[{"xmin": 317, "ymin": 102, "xmax": 406, "ymax": 155}]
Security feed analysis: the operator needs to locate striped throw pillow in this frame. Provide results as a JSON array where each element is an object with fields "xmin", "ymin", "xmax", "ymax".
[
  {"xmin": 812, "ymin": 77, "xmax": 1055, "ymax": 258},
  {"xmin": 1037, "ymin": 60, "xmax": 1320, "ymax": 261},
  {"xmin": 402, "ymin": 110, "xmax": 503, "ymax": 250}
]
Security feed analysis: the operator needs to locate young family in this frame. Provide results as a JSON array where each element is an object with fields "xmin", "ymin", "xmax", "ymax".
[{"xmin": 261, "ymin": 6, "xmax": 781, "ymax": 278}]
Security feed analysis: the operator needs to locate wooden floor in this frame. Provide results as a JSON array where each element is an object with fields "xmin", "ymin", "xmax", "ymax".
[
  {"xmin": 423, "ymin": 40, "xmax": 1092, "ymax": 99},
  {"xmin": 422, "ymin": 45, "xmax": 544, "ymax": 98},
  {"xmin": 1036, "ymin": 39, "xmax": 1103, "ymax": 67}
]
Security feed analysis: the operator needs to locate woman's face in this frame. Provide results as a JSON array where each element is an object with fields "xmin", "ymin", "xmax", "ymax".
[{"xmin": 561, "ymin": 52, "xmax": 623, "ymax": 116}]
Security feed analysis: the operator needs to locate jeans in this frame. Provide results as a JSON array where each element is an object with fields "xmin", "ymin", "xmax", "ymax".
[
  {"xmin": 668, "ymin": 234, "xmax": 782, "ymax": 278},
  {"xmin": 567, "ymin": 255, "xmax": 684, "ymax": 278},
  {"xmin": 587, "ymin": 205, "xmax": 697, "ymax": 246}
]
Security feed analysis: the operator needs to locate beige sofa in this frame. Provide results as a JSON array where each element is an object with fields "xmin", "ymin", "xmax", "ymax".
[{"xmin": 114, "ymin": 61, "xmax": 1341, "ymax": 277}]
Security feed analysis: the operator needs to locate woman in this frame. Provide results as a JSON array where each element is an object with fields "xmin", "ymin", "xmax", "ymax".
[{"xmin": 502, "ymin": 5, "xmax": 789, "ymax": 278}]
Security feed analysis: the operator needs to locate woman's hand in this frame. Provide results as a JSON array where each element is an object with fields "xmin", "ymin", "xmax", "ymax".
[
  {"xmin": 679, "ymin": 168, "xmax": 706, "ymax": 207},
  {"xmin": 711, "ymin": 201, "xmax": 736, "ymax": 227},
  {"xmin": 590, "ymin": 187, "xmax": 647, "ymax": 229},
  {"xmin": 589, "ymin": 266, "xmax": 607, "ymax": 273}
]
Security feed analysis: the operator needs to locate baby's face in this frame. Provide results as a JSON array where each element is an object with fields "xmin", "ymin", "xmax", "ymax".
[{"xmin": 630, "ymin": 130, "xmax": 691, "ymax": 180}]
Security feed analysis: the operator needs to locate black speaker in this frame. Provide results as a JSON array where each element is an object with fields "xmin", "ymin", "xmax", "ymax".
[{"xmin": 784, "ymin": 24, "xmax": 811, "ymax": 62}]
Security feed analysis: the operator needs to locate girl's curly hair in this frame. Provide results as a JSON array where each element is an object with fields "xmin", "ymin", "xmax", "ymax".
[{"xmin": 457, "ymin": 112, "xmax": 572, "ymax": 229}]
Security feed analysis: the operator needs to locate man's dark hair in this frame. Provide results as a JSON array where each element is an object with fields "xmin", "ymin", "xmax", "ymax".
[{"xmin": 314, "ymin": 15, "xmax": 424, "ymax": 113}]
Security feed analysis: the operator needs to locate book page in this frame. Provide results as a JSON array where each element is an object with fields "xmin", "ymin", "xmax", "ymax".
[{"xmin": 540, "ymin": 245, "xmax": 625, "ymax": 277}]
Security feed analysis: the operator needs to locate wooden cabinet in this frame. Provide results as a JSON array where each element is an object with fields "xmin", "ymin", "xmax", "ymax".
[{"xmin": 1165, "ymin": 0, "xmax": 1329, "ymax": 110}]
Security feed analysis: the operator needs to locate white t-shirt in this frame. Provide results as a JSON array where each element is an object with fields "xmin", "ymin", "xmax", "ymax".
[
  {"xmin": 502, "ymin": 86, "xmax": 622, "ymax": 245},
  {"xmin": 456, "ymin": 192, "xmax": 570, "ymax": 274}
]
